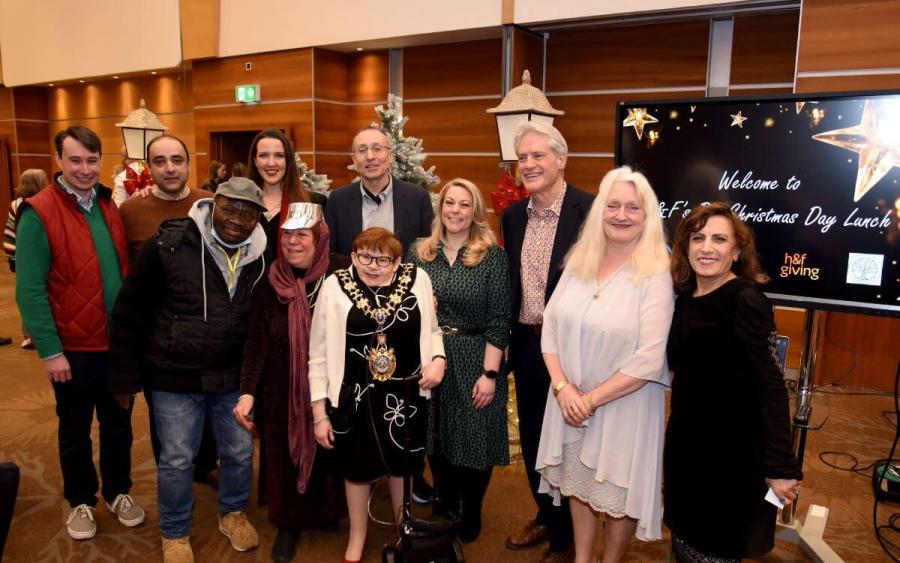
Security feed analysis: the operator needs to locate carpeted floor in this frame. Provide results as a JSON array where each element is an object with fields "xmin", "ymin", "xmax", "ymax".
[{"xmin": 1, "ymin": 266, "xmax": 897, "ymax": 562}]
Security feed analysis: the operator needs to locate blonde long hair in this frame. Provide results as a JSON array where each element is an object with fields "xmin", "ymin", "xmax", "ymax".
[
  {"xmin": 565, "ymin": 166, "xmax": 668, "ymax": 282},
  {"xmin": 416, "ymin": 178, "xmax": 497, "ymax": 267}
]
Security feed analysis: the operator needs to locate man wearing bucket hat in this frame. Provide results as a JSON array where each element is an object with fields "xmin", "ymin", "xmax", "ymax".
[{"xmin": 108, "ymin": 177, "xmax": 269, "ymax": 562}]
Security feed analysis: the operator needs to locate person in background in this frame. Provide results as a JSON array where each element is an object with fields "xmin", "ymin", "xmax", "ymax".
[
  {"xmin": 4, "ymin": 168, "xmax": 49, "ymax": 348},
  {"xmin": 309, "ymin": 227, "xmax": 445, "ymax": 563},
  {"xmin": 235, "ymin": 203, "xmax": 349, "ymax": 563},
  {"xmin": 536, "ymin": 166, "xmax": 673, "ymax": 563},
  {"xmin": 112, "ymin": 145, "xmax": 146, "ymax": 206},
  {"xmin": 16, "ymin": 126, "xmax": 142, "ymax": 540},
  {"xmin": 231, "ymin": 162, "xmax": 249, "ymax": 178},
  {"xmin": 407, "ymin": 178, "xmax": 511, "ymax": 542},
  {"xmin": 664, "ymin": 202, "xmax": 801, "ymax": 562},
  {"xmin": 200, "ymin": 160, "xmax": 228, "ymax": 193},
  {"xmin": 500, "ymin": 120, "xmax": 594, "ymax": 563},
  {"xmin": 117, "ymin": 134, "xmax": 218, "ymax": 490},
  {"xmin": 108, "ymin": 178, "xmax": 268, "ymax": 562}
]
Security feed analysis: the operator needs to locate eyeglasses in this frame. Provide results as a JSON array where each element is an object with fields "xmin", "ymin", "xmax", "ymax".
[
  {"xmin": 217, "ymin": 201, "xmax": 261, "ymax": 223},
  {"xmin": 354, "ymin": 252, "xmax": 394, "ymax": 267},
  {"xmin": 353, "ymin": 144, "xmax": 391, "ymax": 156}
]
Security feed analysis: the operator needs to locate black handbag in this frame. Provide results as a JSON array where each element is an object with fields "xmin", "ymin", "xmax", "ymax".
[{"xmin": 325, "ymin": 381, "xmax": 356, "ymax": 434}]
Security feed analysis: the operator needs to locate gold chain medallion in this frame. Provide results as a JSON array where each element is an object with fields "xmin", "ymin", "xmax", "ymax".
[{"xmin": 367, "ymin": 333, "xmax": 397, "ymax": 382}]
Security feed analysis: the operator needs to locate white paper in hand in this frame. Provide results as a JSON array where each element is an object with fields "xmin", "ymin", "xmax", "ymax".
[{"xmin": 765, "ymin": 487, "xmax": 785, "ymax": 509}]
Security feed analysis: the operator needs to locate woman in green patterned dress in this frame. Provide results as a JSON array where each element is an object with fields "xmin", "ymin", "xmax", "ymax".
[{"xmin": 408, "ymin": 177, "xmax": 512, "ymax": 543}]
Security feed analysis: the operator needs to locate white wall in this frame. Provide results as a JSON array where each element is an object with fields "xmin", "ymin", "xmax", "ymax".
[
  {"xmin": 218, "ymin": 0, "xmax": 503, "ymax": 57},
  {"xmin": 0, "ymin": 0, "xmax": 182, "ymax": 87},
  {"xmin": 514, "ymin": 0, "xmax": 744, "ymax": 24}
]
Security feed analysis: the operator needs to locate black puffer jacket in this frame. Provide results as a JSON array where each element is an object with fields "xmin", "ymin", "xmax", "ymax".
[{"xmin": 108, "ymin": 216, "xmax": 266, "ymax": 394}]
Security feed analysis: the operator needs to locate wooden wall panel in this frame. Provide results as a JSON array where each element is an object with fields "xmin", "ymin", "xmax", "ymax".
[
  {"xmin": 49, "ymin": 74, "xmax": 193, "ymax": 121},
  {"xmin": 13, "ymin": 120, "xmax": 50, "ymax": 155},
  {"xmin": 730, "ymin": 11, "xmax": 799, "ymax": 86},
  {"xmin": 773, "ymin": 308, "xmax": 807, "ymax": 370},
  {"xmin": 796, "ymin": 0, "xmax": 900, "ymax": 73},
  {"xmin": 511, "ymin": 28, "xmax": 544, "ymax": 90},
  {"xmin": 546, "ymin": 20, "xmax": 710, "ymax": 92},
  {"xmin": 0, "ymin": 87, "xmax": 14, "ymax": 119},
  {"xmin": 795, "ymin": 74, "xmax": 900, "ymax": 93},
  {"xmin": 16, "ymin": 155, "xmax": 52, "ymax": 176},
  {"xmin": 314, "ymin": 102, "xmax": 350, "ymax": 152},
  {"xmin": 349, "ymin": 51, "xmax": 390, "ymax": 101},
  {"xmin": 403, "ymin": 39, "xmax": 503, "ymax": 99},
  {"xmin": 192, "ymin": 49, "xmax": 313, "ymax": 107},
  {"xmin": 11, "ymin": 87, "xmax": 48, "ymax": 120},
  {"xmin": 349, "ymin": 103, "xmax": 381, "ymax": 132},
  {"xmin": 403, "ymin": 99, "xmax": 500, "ymax": 153},
  {"xmin": 314, "ymin": 154, "xmax": 355, "ymax": 189},
  {"xmin": 314, "ymin": 49, "xmax": 349, "ymax": 101},
  {"xmin": 564, "ymin": 156, "xmax": 613, "ymax": 195},
  {"xmin": 426, "ymin": 155, "xmax": 500, "ymax": 199},
  {"xmin": 814, "ymin": 312, "xmax": 900, "ymax": 392},
  {"xmin": 728, "ymin": 87, "xmax": 794, "ymax": 96},
  {"xmin": 180, "ymin": 0, "xmax": 219, "ymax": 60},
  {"xmin": 549, "ymin": 90, "xmax": 704, "ymax": 154}
]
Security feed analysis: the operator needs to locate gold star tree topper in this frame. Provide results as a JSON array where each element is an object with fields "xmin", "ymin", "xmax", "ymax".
[
  {"xmin": 813, "ymin": 98, "xmax": 900, "ymax": 202},
  {"xmin": 730, "ymin": 111, "xmax": 748, "ymax": 128},
  {"xmin": 623, "ymin": 108, "xmax": 658, "ymax": 140}
]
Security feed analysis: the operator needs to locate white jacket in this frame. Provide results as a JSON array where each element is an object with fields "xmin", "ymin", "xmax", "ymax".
[{"xmin": 308, "ymin": 266, "xmax": 445, "ymax": 406}]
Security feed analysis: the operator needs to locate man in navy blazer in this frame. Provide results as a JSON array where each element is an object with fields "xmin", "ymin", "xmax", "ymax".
[
  {"xmin": 501, "ymin": 122, "xmax": 594, "ymax": 563},
  {"xmin": 325, "ymin": 126, "xmax": 434, "ymax": 256}
]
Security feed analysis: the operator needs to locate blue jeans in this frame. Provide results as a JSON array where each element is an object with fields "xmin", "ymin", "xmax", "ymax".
[{"xmin": 152, "ymin": 390, "xmax": 253, "ymax": 539}]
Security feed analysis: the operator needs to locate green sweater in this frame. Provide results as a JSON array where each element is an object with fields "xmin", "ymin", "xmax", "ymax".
[{"xmin": 15, "ymin": 190, "xmax": 123, "ymax": 358}]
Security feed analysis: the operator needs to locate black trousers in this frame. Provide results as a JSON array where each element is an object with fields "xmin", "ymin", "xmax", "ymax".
[
  {"xmin": 430, "ymin": 454, "xmax": 492, "ymax": 519},
  {"xmin": 0, "ymin": 462, "xmax": 19, "ymax": 559},
  {"xmin": 509, "ymin": 323, "xmax": 573, "ymax": 552},
  {"xmin": 144, "ymin": 389, "xmax": 218, "ymax": 477},
  {"xmin": 51, "ymin": 351, "xmax": 133, "ymax": 507}
]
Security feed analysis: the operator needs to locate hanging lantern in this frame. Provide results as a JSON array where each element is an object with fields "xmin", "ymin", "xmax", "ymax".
[
  {"xmin": 486, "ymin": 70, "xmax": 564, "ymax": 162},
  {"xmin": 115, "ymin": 99, "xmax": 167, "ymax": 161}
]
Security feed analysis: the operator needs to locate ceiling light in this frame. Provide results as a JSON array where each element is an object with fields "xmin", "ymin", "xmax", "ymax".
[
  {"xmin": 79, "ymin": 80, "xmax": 85, "ymax": 83},
  {"xmin": 356, "ymin": 47, "xmax": 363, "ymax": 51},
  {"xmin": 151, "ymin": 71, "xmax": 157, "ymax": 75},
  {"xmin": 113, "ymin": 75, "xmax": 119, "ymax": 79},
  {"xmin": 48, "ymin": 83, "xmax": 54, "ymax": 86}
]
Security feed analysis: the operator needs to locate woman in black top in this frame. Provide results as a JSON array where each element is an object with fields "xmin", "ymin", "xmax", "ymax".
[{"xmin": 664, "ymin": 203, "xmax": 802, "ymax": 562}]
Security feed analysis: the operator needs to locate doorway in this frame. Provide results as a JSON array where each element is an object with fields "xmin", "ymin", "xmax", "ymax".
[{"xmin": 209, "ymin": 128, "xmax": 290, "ymax": 178}]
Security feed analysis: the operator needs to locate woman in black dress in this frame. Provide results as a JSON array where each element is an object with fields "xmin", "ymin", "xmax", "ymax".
[
  {"xmin": 234, "ymin": 203, "xmax": 348, "ymax": 562},
  {"xmin": 309, "ymin": 227, "xmax": 446, "ymax": 563},
  {"xmin": 664, "ymin": 202, "xmax": 802, "ymax": 562}
]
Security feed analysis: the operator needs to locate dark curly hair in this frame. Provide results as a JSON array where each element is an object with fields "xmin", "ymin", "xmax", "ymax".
[{"xmin": 670, "ymin": 202, "xmax": 769, "ymax": 294}]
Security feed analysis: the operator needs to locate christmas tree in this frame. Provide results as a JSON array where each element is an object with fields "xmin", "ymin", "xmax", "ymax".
[
  {"xmin": 350, "ymin": 94, "xmax": 440, "ymax": 192},
  {"xmin": 295, "ymin": 153, "xmax": 331, "ymax": 198}
]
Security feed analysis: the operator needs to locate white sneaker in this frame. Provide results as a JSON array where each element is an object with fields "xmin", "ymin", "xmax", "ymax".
[
  {"xmin": 106, "ymin": 493, "xmax": 146, "ymax": 527},
  {"xmin": 66, "ymin": 504, "xmax": 97, "ymax": 539}
]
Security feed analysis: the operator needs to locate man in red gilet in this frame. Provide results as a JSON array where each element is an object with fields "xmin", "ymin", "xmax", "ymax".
[{"xmin": 15, "ymin": 126, "xmax": 145, "ymax": 540}]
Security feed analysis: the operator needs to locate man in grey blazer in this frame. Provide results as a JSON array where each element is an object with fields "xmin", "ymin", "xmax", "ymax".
[{"xmin": 325, "ymin": 126, "xmax": 434, "ymax": 256}]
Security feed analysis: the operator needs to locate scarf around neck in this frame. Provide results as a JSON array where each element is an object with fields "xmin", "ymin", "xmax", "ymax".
[{"xmin": 267, "ymin": 222, "xmax": 330, "ymax": 493}]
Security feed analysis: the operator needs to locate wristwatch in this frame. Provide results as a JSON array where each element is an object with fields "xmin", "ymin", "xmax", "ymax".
[
  {"xmin": 552, "ymin": 380, "xmax": 569, "ymax": 397},
  {"xmin": 482, "ymin": 369, "xmax": 498, "ymax": 380}
]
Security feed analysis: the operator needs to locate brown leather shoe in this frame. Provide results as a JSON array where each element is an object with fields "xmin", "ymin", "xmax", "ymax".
[
  {"xmin": 538, "ymin": 547, "xmax": 575, "ymax": 563},
  {"xmin": 505, "ymin": 519, "xmax": 549, "ymax": 550}
]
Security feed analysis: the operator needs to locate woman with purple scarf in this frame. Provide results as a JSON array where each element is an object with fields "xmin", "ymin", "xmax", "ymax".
[{"xmin": 234, "ymin": 202, "xmax": 349, "ymax": 563}]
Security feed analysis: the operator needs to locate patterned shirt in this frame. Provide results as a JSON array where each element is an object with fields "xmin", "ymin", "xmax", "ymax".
[
  {"xmin": 57, "ymin": 176, "xmax": 97, "ymax": 212},
  {"xmin": 518, "ymin": 184, "xmax": 567, "ymax": 324}
]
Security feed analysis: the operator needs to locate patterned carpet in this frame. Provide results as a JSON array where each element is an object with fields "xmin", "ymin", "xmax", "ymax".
[{"xmin": 0, "ymin": 267, "xmax": 897, "ymax": 562}]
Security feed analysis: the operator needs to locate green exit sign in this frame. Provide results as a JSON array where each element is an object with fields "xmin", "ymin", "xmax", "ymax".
[{"xmin": 235, "ymin": 84, "xmax": 261, "ymax": 103}]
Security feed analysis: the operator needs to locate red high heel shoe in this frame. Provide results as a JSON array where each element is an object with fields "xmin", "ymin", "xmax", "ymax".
[{"xmin": 341, "ymin": 535, "xmax": 367, "ymax": 563}]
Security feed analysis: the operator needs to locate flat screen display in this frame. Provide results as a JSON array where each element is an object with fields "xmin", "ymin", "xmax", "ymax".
[{"xmin": 616, "ymin": 91, "xmax": 900, "ymax": 317}]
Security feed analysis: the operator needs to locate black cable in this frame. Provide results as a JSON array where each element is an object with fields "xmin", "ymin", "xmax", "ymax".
[
  {"xmin": 872, "ymin": 360, "xmax": 900, "ymax": 562},
  {"xmin": 816, "ymin": 311, "xmax": 859, "ymax": 387},
  {"xmin": 817, "ymin": 451, "xmax": 880, "ymax": 477}
]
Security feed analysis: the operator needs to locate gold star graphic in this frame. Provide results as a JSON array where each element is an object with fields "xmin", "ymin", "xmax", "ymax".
[
  {"xmin": 813, "ymin": 99, "xmax": 900, "ymax": 202},
  {"xmin": 796, "ymin": 101, "xmax": 818, "ymax": 114},
  {"xmin": 623, "ymin": 108, "xmax": 658, "ymax": 140},
  {"xmin": 730, "ymin": 111, "xmax": 748, "ymax": 128}
]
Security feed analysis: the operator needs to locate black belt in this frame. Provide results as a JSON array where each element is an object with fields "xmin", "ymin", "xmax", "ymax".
[{"xmin": 440, "ymin": 325, "xmax": 484, "ymax": 336}]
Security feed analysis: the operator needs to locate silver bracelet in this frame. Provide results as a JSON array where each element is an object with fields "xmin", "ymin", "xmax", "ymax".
[{"xmin": 313, "ymin": 415, "xmax": 330, "ymax": 426}]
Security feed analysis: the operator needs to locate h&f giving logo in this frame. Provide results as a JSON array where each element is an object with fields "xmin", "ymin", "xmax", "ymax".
[{"xmin": 780, "ymin": 253, "xmax": 820, "ymax": 281}]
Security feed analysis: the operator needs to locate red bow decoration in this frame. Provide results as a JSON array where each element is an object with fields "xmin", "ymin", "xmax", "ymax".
[
  {"xmin": 491, "ymin": 168, "xmax": 528, "ymax": 218},
  {"xmin": 123, "ymin": 164, "xmax": 152, "ymax": 195}
]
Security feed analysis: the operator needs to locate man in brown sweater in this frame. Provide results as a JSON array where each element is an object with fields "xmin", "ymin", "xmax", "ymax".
[
  {"xmin": 117, "ymin": 134, "xmax": 218, "ymax": 486},
  {"xmin": 119, "ymin": 135, "xmax": 211, "ymax": 258}
]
